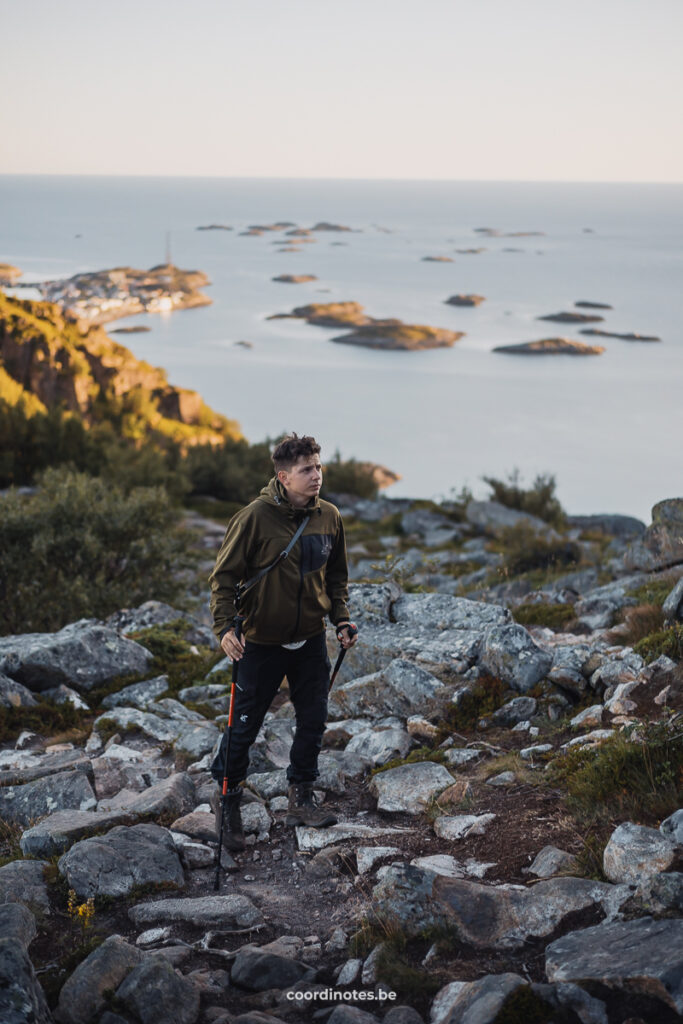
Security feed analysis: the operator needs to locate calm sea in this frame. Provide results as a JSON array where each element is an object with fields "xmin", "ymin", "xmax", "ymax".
[{"xmin": 1, "ymin": 175, "xmax": 682, "ymax": 522}]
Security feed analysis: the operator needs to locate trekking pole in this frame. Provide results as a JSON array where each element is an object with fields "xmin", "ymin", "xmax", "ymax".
[
  {"xmin": 213, "ymin": 613, "xmax": 244, "ymax": 892},
  {"xmin": 329, "ymin": 622, "xmax": 358, "ymax": 692}
]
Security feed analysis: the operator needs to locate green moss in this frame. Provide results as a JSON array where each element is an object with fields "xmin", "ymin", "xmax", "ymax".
[
  {"xmin": 633, "ymin": 624, "xmax": 683, "ymax": 663},
  {"xmin": 374, "ymin": 946, "xmax": 442, "ymax": 1000},
  {"xmin": 0, "ymin": 700, "xmax": 91, "ymax": 745},
  {"xmin": 513, "ymin": 602, "xmax": 576, "ymax": 631}
]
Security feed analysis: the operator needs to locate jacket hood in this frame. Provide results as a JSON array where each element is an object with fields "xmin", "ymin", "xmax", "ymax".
[{"xmin": 259, "ymin": 476, "xmax": 322, "ymax": 517}]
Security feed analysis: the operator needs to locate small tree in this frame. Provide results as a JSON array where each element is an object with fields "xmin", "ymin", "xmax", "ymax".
[{"xmin": 0, "ymin": 468, "xmax": 188, "ymax": 635}]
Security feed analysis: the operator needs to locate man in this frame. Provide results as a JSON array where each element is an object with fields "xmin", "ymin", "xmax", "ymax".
[{"xmin": 208, "ymin": 433, "xmax": 357, "ymax": 851}]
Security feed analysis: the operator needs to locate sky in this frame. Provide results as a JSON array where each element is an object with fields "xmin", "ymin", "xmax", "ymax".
[{"xmin": 2, "ymin": 0, "xmax": 682, "ymax": 182}]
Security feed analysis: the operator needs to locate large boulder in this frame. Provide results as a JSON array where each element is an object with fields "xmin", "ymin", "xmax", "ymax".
[
  {"xmin": 602, "ymin": 822, "xmax": 678, "ymax": 884},
  {"xmin": 101, "ymin": 674, "xmax": 169, "ymax": 709},
  {"xmin": 0, "ymin": 748, "xmax": 92, "ymax": 788},
  {"xmin": 369, "ymin": 762, "xmax": 453, "ymax": 813},
  {"xmin": 0, "ymin": 860, "xmax": 50, "ymax": 911},
  {"xmin": 478, "ymin": 624, "xmax": 553, "ymax": 692},
  {"xmin": 465, "ymin": 500, "xmax": 551, "ymax": 536},
  {"xmin": 0, "ymin": 769, "xmax": 96, "ymax": 825},
  {"xmin": 58, "ymin": 823, "xmax": 184, "ymax": 898},
  {"xmin": 56, "ymin": 935, "xmax": 142, "ymax": 1024},
  {"xmin": 435, "ymin": 973, "xmax": 525, "ymax": 1024},
  {"xmin": 231, "ymin": 947, "xmax": 315, "ymax": 991},
  {"xmin": 106, "ymin": 600, "xmax": 217, "ymax": 648},
  {"xmin": 329, "ymin": 659, "xmax": 447, "ymax": 721},
  {"xmin": 128, "ymin": 894, "xmax": 264, "ymax": 930},
  {"xmin": 0, "ymin": 619, "xmax": 153, "ymax": 692},
  {"xmin": 115, "ymin": 956, "xmax": 200, "ymax": 1024},
  {"xmin": 0, "ymin": 672, "xmax": 38, "ymax": 708},
  {"xmin": 545, "ymin": 916, "xmax": 683, "ymax": 1017},
  {"xmin": 624, "ymin": 498, "xmax": 683, "ymax": 571},
  {"xmin": 373, "ymin": 865, "xmax": 629, "ymax": 947},
  {"xmin": 20, "ymin": 808, "xmax": 137, "ymax": 859},
  {"xmin": 662, "ymin": 577, "xmax": 683, "ymax": 623},
  {"xmin": 0, "ymin": 904, "xmax": 50, "ymax": 1024}
]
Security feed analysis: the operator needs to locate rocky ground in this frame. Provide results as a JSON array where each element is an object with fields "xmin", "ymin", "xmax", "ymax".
[{"xmin": 0, "ymin": 494, "xmax": 682, "ymax": 1023}]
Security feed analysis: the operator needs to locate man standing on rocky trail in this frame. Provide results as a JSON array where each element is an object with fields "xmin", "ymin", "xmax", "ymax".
[{"xmin": 208, "ymin": 433, "xmax": 358, "ymax": 852}]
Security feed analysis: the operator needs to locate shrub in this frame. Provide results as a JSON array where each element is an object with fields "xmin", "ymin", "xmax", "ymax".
[
  {"xmin": 483, "ymin": 470, "xmax": 566, "ymax": 527},
  {"xmin": 321, "ymin": 451, "xmax": 379, "ymax": 500},
  {"xmin": 436, "ymin": 676, "xmax": 508, "ymax": 736},
  {"xmin": 608, "ymin": 604, "xmax": 666, "ymax": 646},
  {"xmin": 0, "ymin": 468, "xmax": 187, "ymax": 635},
  {"xmin": 633, "ymin": 624, "xmax": 683, "ymax": 664},
  {"xmin": 499, "ymin": 522, "xmax": 580, "ymax": 576},
  {"xmin": 183, "ymin": 437, "xmax": 273, "ymax": 503},
  {"xmin": 548, "ymin": 721, "xmax": 683, "ymax": 826}
]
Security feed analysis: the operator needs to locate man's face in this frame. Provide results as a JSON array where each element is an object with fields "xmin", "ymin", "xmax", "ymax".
[{"xmin": 279, "ymin": 454, "xmax": 323, "ymax": 506}]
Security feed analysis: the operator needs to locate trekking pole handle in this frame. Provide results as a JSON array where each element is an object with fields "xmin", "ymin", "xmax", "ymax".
[{"xmin": 336, "ymin": 622, "xmax": 358, "ymax": 643}]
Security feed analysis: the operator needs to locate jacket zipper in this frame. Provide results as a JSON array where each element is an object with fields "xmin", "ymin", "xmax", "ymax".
[{"xmin": 291, "ymin": 517, "xmax": 305, "ymax": 641}]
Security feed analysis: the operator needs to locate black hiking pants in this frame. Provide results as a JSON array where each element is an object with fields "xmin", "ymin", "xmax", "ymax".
[{"xmin": 210, "ymin": 632, "xmax": 331, "ymax": 787}]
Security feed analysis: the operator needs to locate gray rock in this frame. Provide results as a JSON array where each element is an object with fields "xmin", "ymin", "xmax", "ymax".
[
  {"xmin": 478, "ymin": 625, "xmax": 553, "ymax": 693},
  {"xmin": 369, "ymin": 761, "xmax": 453, "ymax": 813},
  {"xmin": 345, "ymin": 726, "xmax": 413, "ymax": 766},
  {"xmin": 55, "ymin": 934, "xmax": 142, "ymax": 1024},
  {"xmin": 530, "ymin": 982, "xmax": 608, "ymax": 1024},
  {"xmin": 634, "ymin": 871, "xmax": 683, "ymax": 914},
  {"xmin": 519, "ymin": 743, "xmax": 553, "ymax": 761},
  {"xmin": 465, "ymin": 500, "xmax": 550, "ymax": 536},
  {"xmin": 492, "ymin": 696, "xmax": 537, "ymax": 726},
  {"xmin": 0, "ymin": 769, "xmax": 96, "ymax": 825},
  {"xmin": 486, "ymin": 771, "xmax": 516, "ymax": 787},
  {"xmin": 356, "ymin": 846, "xmax": 402, "ymax": 875},
  {"xmin": 101, "ymin": 674, "xmax": 170, "ymax": 709},
  {"xmin": 546, "ymin": 644, "xmax": 591, "ymax": 696},
  {"xmin": 545, "ymin": 916, "xmax": 683, "ymax": 1015},
  {"xmin": 570, "ymin": 705, "xmax": 604, "ymax": 729},
  {"xmin": 0, "ymin": 747, "xmax": 92, "ymax": 788},
  {"xmin": 436, "ymin": 972, "xmax": 525, "ymax": 1024},
  {"xmin": 104, "ymin": 772, "xmax": 196, "ymax": 818},
  {"xmin": 373, "ymin": 865, "xmax": 629, "ymax": 947},
  {"xmin": 177, "ymin": 683, "xmax": 229, "ymax": 703},
  {"xmin": 431, "ymin": 981, "xmax": 468, "ymax": 1024},
  {"xmin": 574, "ymin": 596, "xmax": 620, "ymax": 630},
  {"xmin": 169, "ymin": 810, "xmax": 217, "ymax": 843},
  {"xmin": 525, "ymin": 845, "xmax": 577, "ymax": 878},
  {"xmin": 663, "ymin": 576, "xmax": 683, "ymax": 622},
  {"xmin": 0, "ymin": 619, "xmax": 153, "ymax": 692},
  {"xmin": 173, "ymin": 721, "xmax": 221, "ymax": 760},
  {"xmin": 115, "ymin": 955, "xmax": 200, "ymax": 1024},
  {"xmin": 20, "ymin": 808, "xmax": 137, "ymax": 858},
  {"xmin": 246, "ymin": 755, "xmax": 346, "ymax": 798},
  {"xmin": 392, "ymin": 592, "xmax": 510, "ymax": 632},
  {"xmin": 58, "ymin": 823, "xmax": 184, "ymax": 898},
  {"xmin": 0, "ymin": 902, "xmax": 36, "ymax": 949},
  {"xmin": 330, "ymin": 659, "xmax": 447, "ymax": 721},
  {"xmin": 327, "ymin": 1006, "xmax": 380, "ymax": 1024},
  {"xmin": 128, "ymin": 894, "xmax": 264, "ymax": 929},
  {"xmin": 433, "ymin": 814, "xmax": 496, "ymax": 840},
  {"xmin": 624, "ymin": 498, "xmax": 683, "ymax": 571},
  {"xmin": 660, "ymin": 808, "xmax": 683, "ymax": 844},
  {"xmin": 106, "ymin": 599, "xmax": 217, "ymax": 648},
  {"xmin": 0, "ymin": 672, "xmax": 38, "ymax": 708},
  {"xmin": 0, "ymin": 859, "xmax": 50, "ymax": 911},
  {"xmin": 443, "ymin": 748, "xmax": 482, "ymax": 767},
  {"xmin": 94, "ymin": 706, "xmax": 181, "ymax": 743},
  {"xmin": 567, "ymin": 514, "xmax": 645, "ymax": 540},
  {"xmin": 384, "ymin": 1007, "xmax": 424, "ymax": 1024},
  {"xmin": 603, "ymin": 821, "xmax": 677, "ymax": 884},
  {"xmin": 296, "ymin": 822, "xmax": 411, "ymax": 853},
  {"xmin": 0, "ymin": 939, "xmax": 51, "ymax": 1024},
  {"xmin": 231, "ymin": 947, "xmax": 315, "ymax": 991}
]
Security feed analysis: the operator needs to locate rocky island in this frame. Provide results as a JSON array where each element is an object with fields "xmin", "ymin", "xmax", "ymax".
[
  {"xmin": 268, "ymin": 302, "xmax": 464, "ymax": 351},
  {"xmin": 422, "ymin": 256, "xmax": 454, "ymax": 263},
  {"xmin": 494, "ymin": 337, "xmax": 605, "ymax": 356},
  {"xmin": 538, "ymin": 312, "xmax": 605, "ymax": 325},
  {"xmin": 575, "ymin": 300, "xmax": 613, "ymax": 310},
  {"xmin": 580, "ymin": 328, "xmax": 661, "ymax": 342},
  {"xmin": 25, "ymin": 264, "xmax": 212, "ymax": 326},
  {"xmin": 271, "ymin": 275, "xmax": 318, "ymax": 284},
  {"xmin": 445, "ymin": 294, "xmax": 486, "ymax": 307}
]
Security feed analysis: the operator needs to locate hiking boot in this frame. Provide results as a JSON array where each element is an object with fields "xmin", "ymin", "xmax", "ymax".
[
  {"xmin": 210, "ymin": 786, "xmax": 246, "ymax": 852},
  {"xmin": 285, "ymin": 783, "xmax": 338, "ymax": 828}
]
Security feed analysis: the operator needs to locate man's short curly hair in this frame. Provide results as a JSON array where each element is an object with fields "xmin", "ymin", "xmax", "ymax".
[{"xmin": 272, "ymin": 433, "xmax": 321, "ymax": 473}]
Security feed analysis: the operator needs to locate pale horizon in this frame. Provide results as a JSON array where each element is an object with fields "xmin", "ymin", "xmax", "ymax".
[{"xmin": 2, "ymin": 0, "xmax": 682, "ymax": 184}]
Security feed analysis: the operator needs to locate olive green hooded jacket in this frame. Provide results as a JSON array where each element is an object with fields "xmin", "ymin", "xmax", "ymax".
[{"xmin": 209, "ymin": 477, "xmax": 350, "ymax": 645}]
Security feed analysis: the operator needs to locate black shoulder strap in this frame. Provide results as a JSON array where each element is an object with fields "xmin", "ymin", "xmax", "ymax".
[{"xmin": 234, "ymin": 515, "xmax": 310, "ymax": 610}]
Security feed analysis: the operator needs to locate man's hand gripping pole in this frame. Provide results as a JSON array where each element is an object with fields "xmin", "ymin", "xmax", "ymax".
[{"xmin": 329, "ymin": 622, "xmax": 358, "ymax": 691}]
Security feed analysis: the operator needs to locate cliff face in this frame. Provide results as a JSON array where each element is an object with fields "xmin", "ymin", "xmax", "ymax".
[{"xmin": 0, "ymin": 293, "xmax": 241, "ymax": 445}]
